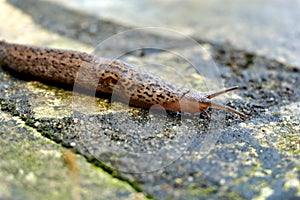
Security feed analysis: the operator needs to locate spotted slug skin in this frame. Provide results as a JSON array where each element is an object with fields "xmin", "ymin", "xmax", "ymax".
[{"xmin": 0, "ymin": 41, "xmax": 247, "ymax": 119}]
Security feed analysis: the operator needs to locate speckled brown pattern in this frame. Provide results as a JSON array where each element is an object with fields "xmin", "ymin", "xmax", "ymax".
[{"xmin": 0, "ymin": 41, "xmax": 247, "ymax": 119}]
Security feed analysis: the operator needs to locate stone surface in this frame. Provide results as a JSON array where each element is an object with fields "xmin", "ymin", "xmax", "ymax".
[
  {"xmin": 39, "ymin": 0, "xmax": 300, "ymax": 67},
  {"xmin": 1, "ymin": 0, "xmax": 300, "ymax": 199},
  {"xmin": 0, "ymin": 1, "xmax": 146, "ymax": 199},
  {"xmin": 0, "ymin": 112, "xmax": 145, "ymax": 200}
]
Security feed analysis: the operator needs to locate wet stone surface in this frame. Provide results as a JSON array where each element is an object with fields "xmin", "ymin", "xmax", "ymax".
[
  {"xmin": 1, "ymin": 0, "xmax": 300, "ymax": 199},
  {"xmin": 1, "ymin": 39, "xmax": 299, "ymax": 199},
  {"xmin": 0, "ymin": 103, "xmax": 146, "ymax": 200}
]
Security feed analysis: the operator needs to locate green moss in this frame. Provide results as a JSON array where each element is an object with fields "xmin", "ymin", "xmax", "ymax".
[
  {"xmin": 185, "ymin": 184, "xmax": 218, "ymax": 198},
  {"xmin": 277, "ymin": 125, "xmax": 300, "ymax": 155},
  {"xmin": 90, "ymin": 158, "xmax": 146, "ymax": 194},
  {"xmin": 0, "ymin": 112, "xmax": 147, "ymax": 200},
  {"xmin": 226, "ymin": 192, "xmax": 243, "ymax": 200}
]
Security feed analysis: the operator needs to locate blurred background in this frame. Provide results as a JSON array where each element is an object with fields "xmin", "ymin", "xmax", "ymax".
[
  {"xmin": 7, "ymin": 0, "xmax": 300, "ymax": 66},
  {"xmin": 1, "ymin": 1, "xmax": 299, "ymax": 200}
]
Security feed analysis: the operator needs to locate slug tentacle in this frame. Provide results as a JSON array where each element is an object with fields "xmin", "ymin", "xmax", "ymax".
[
  {"xmin": 0, "ymin": 41, "xmax": 248, "ymax": 120},
  {"xmin": 204, "ymin": 86, "xmax": 239, "ymax": 99},
  {"xmin": 204, "ymin": 99, "xmax": 248, "ymax": 120},
  {"xmin": 162, "ymin": 88, "xmax": 248, "ymax": 119}
]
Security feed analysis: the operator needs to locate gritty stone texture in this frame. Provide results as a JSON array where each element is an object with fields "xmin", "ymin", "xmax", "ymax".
[
  {"xmin": 1, "ymin": 0, "xmax": 300, "ymax": 200},
  {"xmin": 0, "ymin": 111, "xmax": 146, "ymax": 200}
]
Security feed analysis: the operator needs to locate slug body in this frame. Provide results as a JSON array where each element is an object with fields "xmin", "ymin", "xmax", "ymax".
[{"xmin": 0, "ymin": 41, "xmax": 247, "ymax": 119}]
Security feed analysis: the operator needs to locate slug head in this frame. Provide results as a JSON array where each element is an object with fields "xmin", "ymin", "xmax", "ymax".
[{"xmin": 163, "ymin": 86, "xmax": 248, "ymax": 119}]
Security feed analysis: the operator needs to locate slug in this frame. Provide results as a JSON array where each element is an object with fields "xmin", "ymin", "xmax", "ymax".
[{"xmin": 0, "ymin": 41, "xmax": 247, "ymax": 119}]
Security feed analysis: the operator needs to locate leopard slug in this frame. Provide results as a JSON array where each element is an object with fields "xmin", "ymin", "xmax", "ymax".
[{"xmin": 0, "ymin": 41, "xmax": 247, "ymax": 119}]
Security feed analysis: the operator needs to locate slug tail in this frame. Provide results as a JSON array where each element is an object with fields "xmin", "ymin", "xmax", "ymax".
[{"xmin": 0, "ymin": 40, "xmax": 6, "ymax": 61}]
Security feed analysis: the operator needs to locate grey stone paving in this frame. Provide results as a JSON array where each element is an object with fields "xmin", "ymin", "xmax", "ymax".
[{"xmin": 1, "ymin": 0, "xmax": 300, "ymax": 199}]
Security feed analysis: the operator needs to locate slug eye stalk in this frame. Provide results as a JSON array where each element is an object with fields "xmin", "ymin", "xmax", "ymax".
[{"xmin": 201, "ymin": 86, "xmax": 248, "ymax": 120}]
